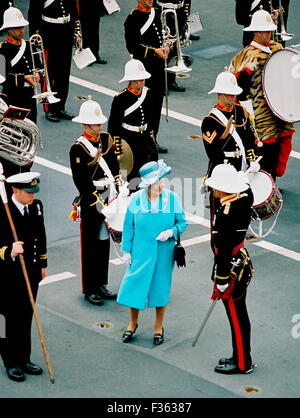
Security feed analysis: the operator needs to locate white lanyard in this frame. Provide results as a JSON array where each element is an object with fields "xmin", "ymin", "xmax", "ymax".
[
  {"xmin": 124, "ymin": 87, "xmax": 148, "ymax": 117},
  {"xmin": 250, "ymin": 0, "xmax": 261, "ymax": 11},
  {"xmin": 44, "ymin": 0, "xmax": 55, "ymax": 8},
  {"xmin": 140, "ymin": 8, "xmax": 155, "ymax": 35},
  {"xmin": 211, "ymin": 108, "xmax": 247, "ymax": 171},
  {"xmin": 11, "ymin": 40, "xmax": 26, "ymax": 67}
]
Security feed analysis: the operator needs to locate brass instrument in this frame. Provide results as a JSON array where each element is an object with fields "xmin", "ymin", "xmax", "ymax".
[
  {"xmin": 29, "ymin": 34, "xmax": 61, "ymax": 104},
  {"xmin": 160, "ymin": 5, "xmax": 192, "ymax": 74},
  {"xmin": 270, "ymin": 0, "xmax": 294, "ymax": 42},
  {"xmin": 0, "ymin": 98, "xmax": 41, "ymax": 166}
]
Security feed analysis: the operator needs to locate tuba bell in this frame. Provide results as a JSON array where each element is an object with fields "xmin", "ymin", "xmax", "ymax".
[{"xmin": 0, "ymin": 98, "xmax": 41, "ymax": 166}]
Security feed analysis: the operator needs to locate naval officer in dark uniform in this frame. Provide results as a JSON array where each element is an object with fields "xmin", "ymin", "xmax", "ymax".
[
  {"xmin": 70, "ymin": 97, "xmax": 122, "ymax": 306},
  {"xmin": 0, "ymin": 171, "xmax": 47, "ymax": 382},
  {"xmin": 28, "ymin": 0, "xmax": 79, "ymax": 122},
  {"xmin": 205, "ymin": 163, "xmax": 255, "ymax": 375},
  {"xmin": 124, "ymin": 0, "xmax": 169, "ymax": 153},
  {"xmin": 108, "ymin": 57, "xmax": 158, "ymax": 191}
]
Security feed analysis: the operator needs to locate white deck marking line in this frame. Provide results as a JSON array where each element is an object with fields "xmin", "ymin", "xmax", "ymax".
[
  {"xmin": 253, "ymin": 240, "xmax": 300, "ymax": 261},
  {"xmin": 40, "ymin": 271, "xmax": 76, "ymax": 286},
  {"xmin": 34, "ymin": 156, "xmax": 72, "ymax": 175}
]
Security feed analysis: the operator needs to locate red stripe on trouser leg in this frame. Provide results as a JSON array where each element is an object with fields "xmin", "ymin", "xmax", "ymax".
[
  {"xmin": 43, "ymin": 48, "xmax": 49, "ymax": 114},
  {"xmin": 276, "ymin": 132, "xmax": 294, "ymax": 177},
  {"xmin": 79, "ymin": 218, "xmax": 85, "ymax": 294},
  {"xmin": 228, "ymin": 297, "xmax": 245, "ymax": 371}
]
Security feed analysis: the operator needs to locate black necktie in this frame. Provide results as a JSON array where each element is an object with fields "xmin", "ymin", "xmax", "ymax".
[{"xmin": 23, "ymin": 206, "xmax": 29, "ymax": 216}]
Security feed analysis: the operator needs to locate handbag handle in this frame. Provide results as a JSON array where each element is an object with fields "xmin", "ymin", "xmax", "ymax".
[{"xmin": 175, "ymin": 225, "xmax": 181, "ymax": 245}]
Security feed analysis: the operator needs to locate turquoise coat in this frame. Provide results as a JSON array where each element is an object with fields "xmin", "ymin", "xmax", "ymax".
[{"xmin": 117, "ymin": 188, "xmax": 187, "ymax": 310}]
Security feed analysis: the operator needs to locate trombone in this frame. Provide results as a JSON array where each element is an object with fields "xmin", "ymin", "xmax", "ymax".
[
  {"xmin": 270, "ymin": 0, "xmax": 294, "ymax": 43},
  {"xmin": 29, "ymin": 34, "xmax": 61, "ymax": 104}
]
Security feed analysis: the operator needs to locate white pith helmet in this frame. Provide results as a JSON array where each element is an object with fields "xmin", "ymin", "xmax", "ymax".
[
  {"xmin": 208, "ymin": 68, "xmax": 243, "ymax": 95},
  {"xmin": 119, "ymin": 56, "xmax": 151, "ymax": 83},
  {"xmin": 72, "ymin": 96, "xmax": 107, "ymax": 124},
  {"xmin": 244, "ymin": 8, "xmax": 277, "ymax": 32},
  {"xmin": 0, "ymin": 4, "xmax": 29, "ymax": 31},
  {"xmin": 205, "ymin": 163, "xmax": 249, "ymax": 194}
]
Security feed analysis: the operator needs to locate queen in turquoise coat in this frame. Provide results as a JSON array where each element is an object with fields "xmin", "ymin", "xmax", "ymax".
[{"xmin": 117, "ymin": 160, "xmax": 187, "ymax": 346}]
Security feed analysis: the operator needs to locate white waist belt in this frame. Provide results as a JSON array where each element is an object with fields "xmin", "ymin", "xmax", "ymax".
[
  {"xmin": 224, "ymin": 151, "xmax": 242, "ymax": 158},
  {"xmin": 122, "ymin": 122, "xmax": 148, "ymax": 133},
  {"xmin": 42, "ymin": 14, "xmax": 70, "ymax": 24},
  {"xmin": 157, "ymin": 1, "xmax": 184, "ymax": 9},
  {"xmin": 93, "ymin": 179, "xmax": 109, "ymax": 188}
]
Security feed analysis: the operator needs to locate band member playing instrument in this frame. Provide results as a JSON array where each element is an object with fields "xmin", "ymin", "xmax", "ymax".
[
  {"xmin": 28, "ymin": 0, "xmax": 79, "ymax": 122},
  {"xmin": 201, "ymin": 68, "xmax": 260, "ymax": 179},
  {"xmin": 229, "ymin": 8, "xmax": 295, "ymax": 181},
  {"xmin": 124, "ymin": 0, "xmax": 169, "ymax": 154},
  {"xmin": 70, "ymin": 97, "xmax": 122, "ymax": 306},
  {"xmin": 235, "ymin": 0, "xmax": 290, "ymax": 47},
  {"xmin": 205, "ymin": 163, "xmax": 255, "ymax": 375},
  {"xmin": 0, "ymin": 4, "xmax": 40, "ymax": 123},
  {"xmin": 0, "ymin": 172, "xmax": 47, "ymax": 382},
  {"xmin": 108, "ymin": 57, "xmax": 158, "ymax": 191}
]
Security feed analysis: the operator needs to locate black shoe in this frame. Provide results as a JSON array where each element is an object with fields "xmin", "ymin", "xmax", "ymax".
[
  {"xmin": 98, "ymin": 285, "xmax": 117, "ymax": 300},
  {"xmin": 183, "ymin": 55, "xmax": 193, "ymax": 67},
  {"xmin": 85, "ymin": 293, "xmax": 104, "ymax": 306},
  {"xmin": 45, "ymin": 112, "xmax": 60, "ymax": 122},
  {"xmin": 57, "ymin": 110, "xmax": 75, "ymax": 120},
  {"xmin": 190, "ymin": 34, "xmax": 200, "ymax": 41},
  {"xmin": 21, "ymin": 362, "xmax": 43, "ymax": 375},
  {"xmin": 168, "ymin": 81, "xmax": 185, "ymax": 92},
  {"xmin": 6, "ymin": 367, "xmax": 25, "ymax": 382},
  {"xmin": 218, "ymin": 357, "xmax": 235, "ymax": 366},
  {"xmin": 156, "ymin": 143, "xmax": 168, "ymax": 153},
  {"xmin": 95, "ymin": 56, "xmax": 107, "ymax": 64},
  {"xmin": 214, "ymin": 363, "xmax": 255, "ymax": 375},
  {"xmin": 153, "ymin": 328, "xmax": 164, "ymax": 345},
  {"xmin": 122, "ymin": 324, "xmax": 138, "ymax": 343}
]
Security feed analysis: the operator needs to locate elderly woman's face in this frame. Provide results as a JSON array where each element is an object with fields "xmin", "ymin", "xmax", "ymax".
[{"xmin": 149, "ymin": 179, "xmax": 164, "ymax": 195}]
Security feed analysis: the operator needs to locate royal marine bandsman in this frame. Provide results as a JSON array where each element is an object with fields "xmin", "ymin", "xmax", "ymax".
[
  {"xmin": 205, "ymin": 163, "xmax": 255, "ymax": 375},
  {"xmin": 124, "ymin": 0, "xmax": 169, "ymax": 153},
  {"xmin": 0, "ymin": 4, "xmax": 40, "ymax": 123},
  {"xmin": 229, "ymin": 8, "xmax": 295, "ymax": 181},
  {"xmin": 108, "ymin": 57, "xmax": 158, "ymax": 191},
  {"xmin": 70, "ymin": 97, "xmax": 122, "ymax": 306},
  {"xmin": 28, "ymin": 0, "xmax": 80, "ymax": 122},
  {"xmin": 201, "ymin": 68, "xmax": 260, "ymax": 179},
  {"xmin": 0, "ymin": 171, "xmax": 47, "ymax": 382}
]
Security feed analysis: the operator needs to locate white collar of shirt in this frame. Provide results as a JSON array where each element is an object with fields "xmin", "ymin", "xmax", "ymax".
[
  {"xmin": 12, "ymin": 194, "xmax": 27, "ymax": 215},
  {"xmin": 250, "ymin": 40, "xmax": 272, "ymax": 54}
]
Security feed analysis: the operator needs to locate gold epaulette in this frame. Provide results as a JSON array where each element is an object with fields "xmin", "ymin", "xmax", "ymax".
[
  {"xmin": 221, "ymin": 193, "xmax": 248, "ymax": 214},
  {"xmin": 0, "ymin": 246, "xmax": 8, "ymax": 261},
  {"xmin": 116, "ymin": 88, "xmax": 127, "ymax": 96}
]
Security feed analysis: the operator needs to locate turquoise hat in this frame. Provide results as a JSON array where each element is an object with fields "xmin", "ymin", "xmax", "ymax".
[{"xmin": 139, "ymin": 160, "xmax": 172, "ymax": 188}]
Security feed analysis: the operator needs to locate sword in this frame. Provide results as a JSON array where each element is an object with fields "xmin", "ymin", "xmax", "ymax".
[{"xmin": 192, "ymin": 299, "xmax": 218, "ymax": 347}]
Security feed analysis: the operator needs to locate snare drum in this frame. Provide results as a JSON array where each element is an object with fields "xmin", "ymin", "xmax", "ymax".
[
  {"xmin": 263, "ymin": 46, "xmax": 300, "ymax": 123},
  {"xmin": 248, "ymin": 170, "xmax": 282, "ymax": 220}
]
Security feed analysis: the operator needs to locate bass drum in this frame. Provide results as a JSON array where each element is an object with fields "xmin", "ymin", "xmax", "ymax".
[{"xmin": 262, "ymin": 45, "xmax": 300, "ymax": 123}]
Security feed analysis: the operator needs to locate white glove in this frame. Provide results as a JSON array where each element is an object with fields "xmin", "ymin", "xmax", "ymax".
[
  {"xmin": 217, "ymin": 283, "xmax": 229, "ymax": 292},
  {"xmin": 156, "ymin": 229, "xmax": 174, "ymax": 241},
  {"xmin": 122, "ymin": 252, "xmax": 131, "ymax": 266},
  {"xmin": 248, "ymin": 160, "xmax": 260, "ymax": 174},
  {"xmin": 101, "ymin": 205, "xmax": 114, "ymax": 219},
  {"xmin": 119, "ymin": 182, "xmax": 130, "ymax": 197}
]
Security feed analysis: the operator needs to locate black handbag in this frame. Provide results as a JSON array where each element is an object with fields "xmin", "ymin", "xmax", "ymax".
[{"xmin": 174, "ymin": 226, "xmax": 186, "ymax": 268}]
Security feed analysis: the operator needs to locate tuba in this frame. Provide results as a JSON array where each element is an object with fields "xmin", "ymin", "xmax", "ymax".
[{"xmin": 0, "ymin": 98, "xmax": 41, "ymax": 166}]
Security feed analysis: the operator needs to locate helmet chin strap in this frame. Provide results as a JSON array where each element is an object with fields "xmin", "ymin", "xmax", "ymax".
[
  {"xmin": 87, "ymin": 125, "xmax": 101, "ymax": 137},
  {"xmin": 221, "ymin": 94, "xmax": 235, "ymax": 107}
]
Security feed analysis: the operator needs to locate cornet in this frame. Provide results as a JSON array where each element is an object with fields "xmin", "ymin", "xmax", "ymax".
[
  {"xmin": 270, "ymin": 0, "xmax": 294, "ymax": 42},
  {"xmin": 29, "ymin": 34, "xmax": 61, "ymax": 104}
]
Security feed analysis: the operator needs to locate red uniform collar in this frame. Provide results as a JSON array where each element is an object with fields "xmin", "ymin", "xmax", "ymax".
[
  {"xmin": 137, "ymin": 5, "xmax": 151, "ymax": 12},
  {"xmin": 217, "ymin": 103, "xmax": 234, "ymax": 113},
  {"xmin": 83, "ymin": 130, "xmax": 100, "ymax": 143},
  {"xmin": 6, "ymin": 36, "xmax": 22, "ymax": 45},
  {"xmin": 128, "ymin": 85, "xmax": 142, "ymax": 96}
]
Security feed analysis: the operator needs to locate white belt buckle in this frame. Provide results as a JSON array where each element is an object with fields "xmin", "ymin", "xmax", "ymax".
[
  {"xmin": 63, "ymin": 16, "xmax": 69, "ymax": 24},
  {"xmin": 139, "ymin": 124, "xmax": 146, "ymax": 132}
]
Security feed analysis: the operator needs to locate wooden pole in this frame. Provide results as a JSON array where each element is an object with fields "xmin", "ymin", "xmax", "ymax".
[{"xmin": 0, "ymin": 170, "xmax": 55, "ymax": 383}]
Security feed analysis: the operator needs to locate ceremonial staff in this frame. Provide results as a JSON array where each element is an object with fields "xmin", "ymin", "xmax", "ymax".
[{"xmin": 0, "ymin": 163, "xmax": 55, "ymax": 384}]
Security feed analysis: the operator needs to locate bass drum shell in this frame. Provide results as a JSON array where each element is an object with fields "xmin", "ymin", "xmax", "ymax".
[{"xmin": 262, "ymin": 46, "xmax": 300, "ymax": 123}]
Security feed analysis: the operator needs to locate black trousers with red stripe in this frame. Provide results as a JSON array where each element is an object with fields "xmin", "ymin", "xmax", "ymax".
[{"xmin": 222, "ymin": 282, "xmax": 252, "ymax": 371}]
